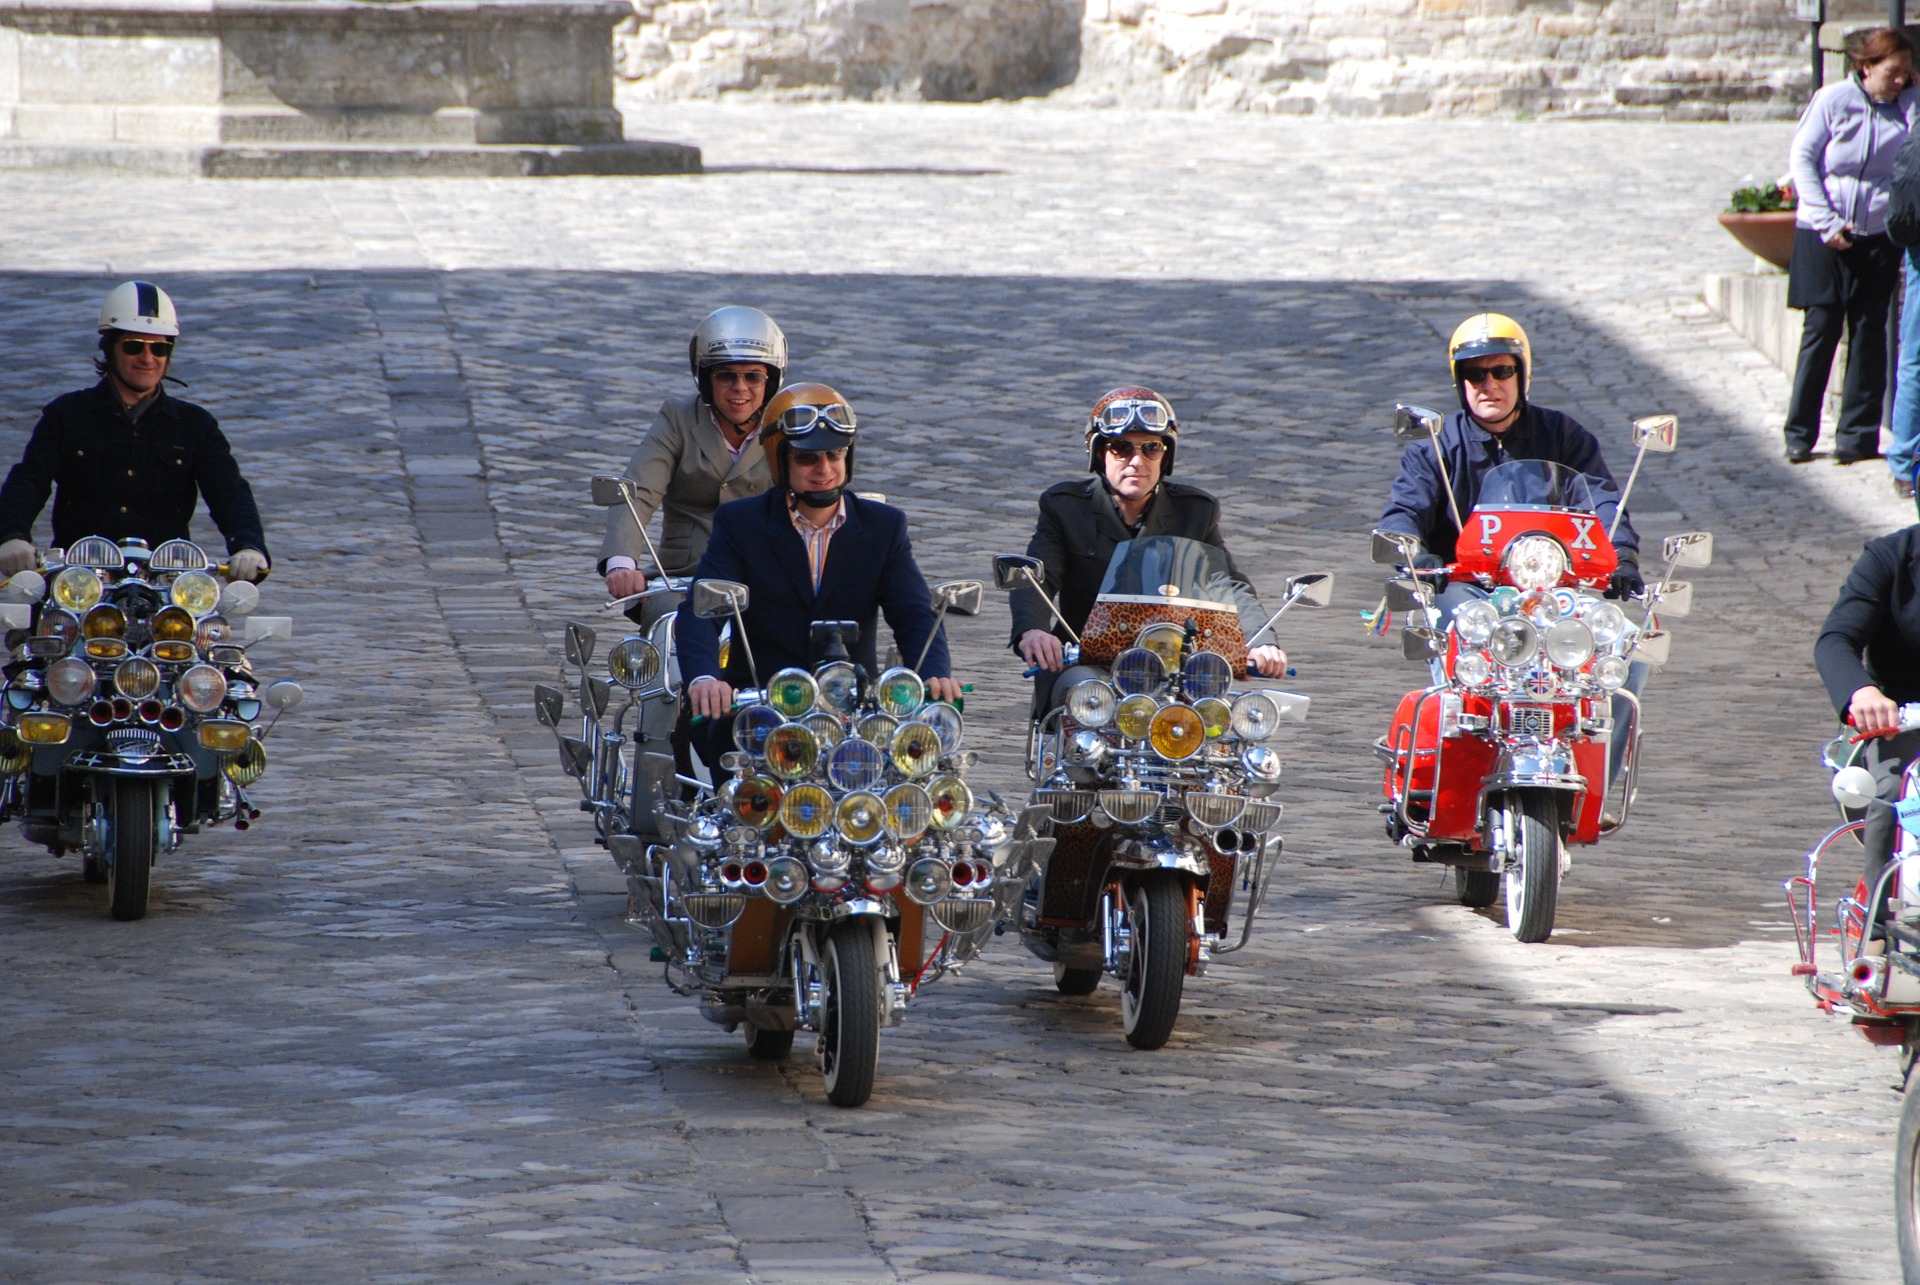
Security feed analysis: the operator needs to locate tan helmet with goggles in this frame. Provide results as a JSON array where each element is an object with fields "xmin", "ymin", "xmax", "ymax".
[
  {"xmin": 1448, "ymin": 313, "xmax": 1532, "ymax": 412},
  {"xmin": 759, "ymin": 381, "xmax": 858, "ymax": 495},
  {"xmin": 1084, "ymin": 385, "xmax": 1178, "ymax": 475}
]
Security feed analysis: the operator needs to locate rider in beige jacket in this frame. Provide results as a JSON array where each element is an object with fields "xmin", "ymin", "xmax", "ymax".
[{"xmin": 599, "ymin": 307, "xmax": 786, "ymax": 626}]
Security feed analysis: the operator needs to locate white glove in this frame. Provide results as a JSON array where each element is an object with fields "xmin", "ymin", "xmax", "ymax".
[
  {"xmin": 0, "ymin": 539, "xmax": 36, "ymax": 574},
  {"xmin": 227, "ymin": 549, "xmax": 269, "ymax": 582}
]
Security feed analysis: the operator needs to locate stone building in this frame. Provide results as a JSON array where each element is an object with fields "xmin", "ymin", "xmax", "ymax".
[{"xmin": 615, "ymin": 0, "xmax": 1837, "ymax": 117}]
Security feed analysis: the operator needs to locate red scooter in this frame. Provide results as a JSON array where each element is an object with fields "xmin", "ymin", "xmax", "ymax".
[{"xmin": 1373, "ymin": 406, "xmax": 1710, "ymax": 941}]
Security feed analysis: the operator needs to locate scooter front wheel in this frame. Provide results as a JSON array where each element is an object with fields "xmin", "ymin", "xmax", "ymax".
[
  {"xmin": 1119, "ymin": 873, "xmax": 1187, "ymax": 1050},
  {"xmin": 107, "ymin": 778, "xmax": 157, "ymax": 922},
  {"xmin": 1502, "ymin": 792, "xmax": 1560, "ymax": 943},
  {"xmin": 819, "ymin": 920, "xmax": 881, "ymax": 1108},
  {"xmin": 1898, "ymin": 1074, "xmax": 1920, "ymax": 1282}
]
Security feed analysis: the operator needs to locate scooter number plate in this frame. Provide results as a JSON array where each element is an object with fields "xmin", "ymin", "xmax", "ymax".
[{"xmin": 1506, "ymin": 704, "xmax": 1555, "ymax": 738}]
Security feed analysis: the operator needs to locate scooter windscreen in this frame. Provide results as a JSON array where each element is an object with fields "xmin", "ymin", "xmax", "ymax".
[{"xmin": 1097, "ymin": 535, "xmax": 1238, "ymax": 609}]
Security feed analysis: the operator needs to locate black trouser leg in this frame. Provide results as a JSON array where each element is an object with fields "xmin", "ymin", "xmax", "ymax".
[
  {"xmin": 1787, "ymin": 304, "xmax": 1847, "ymax": 451},
  {"xmin": 1839, "ymin": 271, "xmax": 1899, "ymax": 458}
]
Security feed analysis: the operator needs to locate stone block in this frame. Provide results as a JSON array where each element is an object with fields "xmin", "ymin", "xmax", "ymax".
[
  {"xmin": 11, "ymin": 99, "xmax": 114, "ymax": 140},
  {"xmin": 112, "ymin": 103, "xmax": 219, "ymax": 142},
  {"xmin": 18, "ymin": 30, "xmax": 221, "ymax": 103}
]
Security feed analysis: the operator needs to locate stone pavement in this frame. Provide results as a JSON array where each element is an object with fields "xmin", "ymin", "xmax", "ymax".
[{"xmin": 0, "ymin": 105, "xmax": 1910, "ymax": 1282}]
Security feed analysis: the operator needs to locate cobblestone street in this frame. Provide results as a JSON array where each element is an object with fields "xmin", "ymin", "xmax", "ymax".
[{"xmin": 0, "ymin": 105, "xmax": 1910, "ymax": 1282}]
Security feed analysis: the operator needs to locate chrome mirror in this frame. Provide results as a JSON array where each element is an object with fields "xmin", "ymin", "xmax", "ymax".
[
  {"xmin": 1393, "ymin": 404, "xmax": 1444, "ymax": 444},
  {"xmin": 0, "ymin": 570, "xmax": 44, "ymax": 605},
  {"xmin": 1631, "ymin": 629, "xmax": 1672, "ymax": 666},
  {"xmin": 533, "ymin": 682, "xmax": 565, "ymax": 728},
  {"xmin": 590, "ymin": 475, "xmax": 633, "ymax": 507},
  {"xmin": 1833, "ymin": 765, "xmax": 1880, "ymax": 811},
  {"xmin": 579, "ymin": 673, "xmax": 612, "ymax": 721},
  {"xmin": 606, "ymin": 834, "xmax": 646, "ymax": 874},
  {"xmin": 1383, "ymin": 577, "xmax": 1428, "ymax": 613},
  {"xmin": 1822, "ymin": 734, "xmax": 1858, "ymax": 773},
  {"xmin": 261, "ymin": 679, "xmax": 304, "ymax": 711},
  {"xmin": 1370, "ymin": 529, "xmax": 1420, "ymax": 566},
  {"xmin": 564, "ymin": 620, "xmax": 597, "ymax": 667},
  {"xmin": 1630, "ymin": 414, "xmax": 1679, "ymax": 453},
  {"xmin": 558, "ymin": 736, "xmax": 592, "ymax": 779},
  {"xmin": 1650, "ymin": 580, "xmax": 1692, "ymax": 618},
  {"xmin": 1282, "ymin": 572, "xmax": 1333, "ymax": 608},
  {"xmin": 218, "ymin": 579, "xmax": 259, "ymax": 619},
  {"xmin": 1403, "ymin": 627, "xmax": 1444, "ymax": 661},
  {"xmin": 1662, "ymin": 532, "xmax": 1713, "ymax": 569},
  {"xmin": 993, "ymin": 554, "xmax": 1044, "ymax": 592},
  {"xmin": 690, "ymin": 580, "xmax": 748, "ymax": 621},
  {"xmin": 1266, "ymin": 690, "xmax": 1311, "ymax": 723},
  {"xmin": 931, "ymin": 580, "xmax": 985, "ymax": 618}
]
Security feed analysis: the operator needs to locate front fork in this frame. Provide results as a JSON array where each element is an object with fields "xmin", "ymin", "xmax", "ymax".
[
  {"xmin": 791, "ymin": 914, "xmax": 907, "ymax": 1035},
  {"xmin": 1101, "ymin": 877, "xmax": 1209, "ymax": 979}
]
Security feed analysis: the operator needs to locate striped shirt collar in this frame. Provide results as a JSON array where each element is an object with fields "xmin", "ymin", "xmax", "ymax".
[{"xmin": 789, "ymin": 495, "xmax": 846, "ymax": 590}]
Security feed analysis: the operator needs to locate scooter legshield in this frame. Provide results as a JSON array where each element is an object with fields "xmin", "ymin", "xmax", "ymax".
[{"xmin": 1382, "ymin": 689, "xmax": 1495, "ymax": 842}]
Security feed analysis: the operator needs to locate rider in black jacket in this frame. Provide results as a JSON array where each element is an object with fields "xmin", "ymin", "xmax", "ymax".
[
  {"xmin": 0, "ymin": 282, "xmax": 268, "ymax": 579},
  {"xmin": 1816, "ymin": 524, "xmax": 1920, "ymax": 932},
  {"xmin": 1008, "ymin": 386, "xmax": 1286, "ymax": 712}
]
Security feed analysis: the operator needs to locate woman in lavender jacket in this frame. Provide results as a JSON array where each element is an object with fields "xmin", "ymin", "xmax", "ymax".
[{"xmin": 1785, "ymin": 26, "xmax": 1920, "ymax": 466}]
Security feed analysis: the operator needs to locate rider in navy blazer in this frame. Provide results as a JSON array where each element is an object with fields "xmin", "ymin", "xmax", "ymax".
[{"xmin": 677, "ymin": 486, "xmax": 951, "ymax": 688}]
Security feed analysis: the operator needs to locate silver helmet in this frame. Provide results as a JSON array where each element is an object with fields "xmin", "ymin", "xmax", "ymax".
[{"xmin": 687, "ymin": 306, "xmax": 787, "ymax": 403}]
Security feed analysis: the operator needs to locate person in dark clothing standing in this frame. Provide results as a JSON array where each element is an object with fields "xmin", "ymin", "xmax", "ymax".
[
  {"xmin": 1816, "ymin": 525, "xmax": 1920, "ymax": 931},
  {"xmin": 1008, "ymin": 385, "xmax": 1288, "ymax": 714},
  {"xmin": 0, "ymin": 282, "xmax": 269, "ymax": 580}
]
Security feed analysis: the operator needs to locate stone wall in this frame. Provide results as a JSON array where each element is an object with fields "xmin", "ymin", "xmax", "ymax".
[{"xmin": 615, "ymin": 0, "xmax": 1841, "ymax": 116}]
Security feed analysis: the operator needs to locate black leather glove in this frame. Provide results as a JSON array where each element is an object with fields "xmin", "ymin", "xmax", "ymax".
[
  {"xmin": 1606, "ymin": 553, "xmax": 1645, "ymax": 600},
  {"xmin": 1410, "ymin": 551, "xmax": 1444, "ymax": 571}
]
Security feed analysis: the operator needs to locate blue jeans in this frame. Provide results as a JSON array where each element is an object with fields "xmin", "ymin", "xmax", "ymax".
[{"xmin": 1891, "ymin": 252, "xmax": 1920, "ymax": 483}]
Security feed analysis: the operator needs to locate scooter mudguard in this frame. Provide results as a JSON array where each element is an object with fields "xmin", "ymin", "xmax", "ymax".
[{"xmin": 1383, "ymin": 690, "xmax": 1496, "ymax": 842}]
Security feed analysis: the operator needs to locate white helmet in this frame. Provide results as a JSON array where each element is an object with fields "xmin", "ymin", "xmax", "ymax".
[
  {"xmin": 98, "ymin": 281, "xmax": 179, "ymax": 337},
  {"xmin": 687, "ymin": 306, "xmax": 786, "ymax": 401}
]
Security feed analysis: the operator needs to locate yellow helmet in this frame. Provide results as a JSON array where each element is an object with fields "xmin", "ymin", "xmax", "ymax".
[
  {"xmin": 758, "ymin": 381, "xmax": 858, "ymax": 492},
  {"xmin": 1448, "ymin": 312, "xmax": 1532, "ymax": 401}
]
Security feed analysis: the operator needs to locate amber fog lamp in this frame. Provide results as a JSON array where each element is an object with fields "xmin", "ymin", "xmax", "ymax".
[
  {"xmin": 778, "ymin": 783, "xmax": 833, "ymax": 839},
  {"xmin": 1194, "ymin": 696, "xmax": 1231, "ymax": 740},
  {"xmin": 731, "ymin": 774, "xmax": 783, "ymax": 830},
  {"xmin": 1115, "ymin": 693, "xmax": 1158, "ymax": 740},
  {"xmin": 926, "ymin": 774, "xmax": 973, "ymax": 831},
  {"xmin": 16, "ymin": 711, "xmax": 71, "ymax": 745},
  {"xmin": 0, "ymin": 728, "xmax": 28, "ymax": 772},
  {"xmin": 889, "ymin": 721, "xmax": 941, "ymax": 779},
  {"xmin": 198, "ymin": 719, "xmax": 250, "ymax": 753},
  {"xmin": 856, "ymin": 712, "xmax": 899, "ymax": 746},
  {"xmin": 152, "ymin": 640, "xmax": 198, "ymax": 663},
  {"xmin": 1149, "ymin": 703, "xmax": 1206, "ymax": 760},
  {"xmin": 835, "ymin": 791, "xmax": 886, "ymax": 845},
  {"xmin": 152, "ymin": 606, "xmax": 196, "ymax": 642},
  {"xmin": 51, "ymin": 566, "xmax": 102, "ymax": 613},
  {"xmin": 607, "ymin": 637, "xmax": 661, "ymax": 690},
  {"xmin": 883, "ymin": 783, "xmax": 933, "ymax": 843},
  {"xmin": 1135, "ymin": 622, "xmax": 1184, "ymax": 666},
  {"xmin": 84, "ymin": 637, "xmax": 128, "ymax": 661},
  {"xmin": 169, "ymin": 570, "xmax": 221, "ymax": 618},
  {"xmin": 761, "ymin": 724, "xmax": 819, "ymax": 781},
  {"xmin": 81, "ymin": 604, "xmax": 125, "ymax": 639},
  {"xmin": 225, "ymin": 738, "xmax": 268, "ymax": 786}
]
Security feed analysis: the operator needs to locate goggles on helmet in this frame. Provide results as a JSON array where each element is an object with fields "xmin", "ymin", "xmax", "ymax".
[
  {"xmin": 774, "ymin": 402, "xmax": 858, "ymax": 436},
  {"xmin": 1090, "ymin": 398, "xmax": 1173, "ymax": 436}
]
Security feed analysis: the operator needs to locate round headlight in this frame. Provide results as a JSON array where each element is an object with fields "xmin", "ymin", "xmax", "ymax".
[
  {"xmin": 1112, "ymin": 647, "xmax": 1167, "ymax": 697},
  {"xmin": 114, "ymin": 657, "xmax": 161, "ymax": 700},
  {"xmin": 875, "ymin": 667, "xmax": 925, "ymax": 717},
  {"xmin": 927, "ymin": 774, "xmax": 973, "ymax": 831},
  {"xmin": 81, "ymin": 604, "xmax": 125, "ymax": 639},
  {"xmin": 827, "ymin": 737, "xmax": 886, "ymax": 793},
  {"xmin": 608, "ymin": 637, "xmax": 662, "ymax": 690},
  {"xmin": 194, "ymin": 615, "xmax": 232, "ymax": 649},
  {"xmin": 815, "ymin": 661, "xmax": 860, "ymax": 713},
  {"xmin": 1503, "ymin": 535, "xmax": 1570, "ymax": 592},
  {"xmin": 732, "ymin": 703, "xmax": 785, "ymax": 755},
  {"xmin": 1065, "ymin": 680, "xmax": 1117, "ymax": 729},
  {"xmin": 1584, "ymin": 600, "xmax": 1630, "ymax": 649},
  {"xmin": 52, "ymin": 566, "xmax": 102, "ymax": 613},
  {"xmin": 916, "ymin": 701, "xmax": 964, "ymax": 753},
  {"xmin": 856, "ymin": 712, "xmax": 899, "ymax": 746},
  {"xmin": 1230, "ymin": 691, "xmax": 1283, "ymax": 741},
  {"xmin": 177, "ymin": 663, "xmax": 228, "ymax": 714},
  {"xmin": 46, "ymin": 657, "xmax": 96, "ymax": 707},
  {"xmin": 836, "ymin": 791, "xmax": 886, "ymax": 845},
  {"xmin": 763, "ymin": 855, "xmax": 809, "ymax": 905},
  {"xmin": 1544, "ymin": 619, "xmax": 1596, "ymax": 669},
  {"xmin": 35, "ymin": 608, "xmax": 79, "ymax": 647},
  {"xmin": 169, "ymin": 570, "xmax": 221, "ymax": 618},
  {"xmin": 1183, "ymin": 650, "xmax": 1233, "ymax": 700},
  {"xmin": 766, "ymin": 667, "xmax": 818, "ymax": 718},
  {"xmin": 890, "ymin": 721, "xmax": 941, "ymax": 778},
  {"xmin": 1455, "ymin": 651, "xmax": 1492, "ymax": 687},
  {"xmin": 1594, "ymin": 655, "xmax": 1631, "ymax": 690},
  {"xmin": 778, "ymin": 783, "xmax": 834, "ymax": 839},
  {"xmin": 1116, "ymin": 693, "xmax": 1158, "ymax": 740},
  {"xmin": 762, "ymin": 723, "xmax": 819, "ymax": 781},
  {"xmin": 1453, "ymin": 599, "xmax": 1500, "ymax": 647},
  {"xmin": 731, "ymin": 775, "xmax": 783, "ymax": 830},
  {"xmin": 802, "ymin": 710, "xmax": 844, "ymax": 751},
  {"xmin": 904, "ymin": 856, "xmax": 953, "ymax": 906},
  {"xmin": 1149, "ymin": 704, "xmax": 1206, "ymax": 760},
  {"xmin": 1136, "ymin": 622, "xmax": 1185, "ymax": 665},
  {"xmin": 883, "ymin": 783, "xmax": 932, "ymax": 842},
  {"xmin": 1194, "ymin": 696, "xmax": 1231, "ymax": 739},
  {"xmin": 1488, "ymin": 617, "xmax": 1539, "ymax": 668}
]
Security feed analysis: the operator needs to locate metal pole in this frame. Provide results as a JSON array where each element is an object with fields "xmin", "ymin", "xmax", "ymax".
[
  {"xmin": 1893, "ymin": 0, "xmax": 1907, "ymax": 31},
  {"xmin": 1813, "ymin": 21, "xmax": 1824, "ymax": 94}
]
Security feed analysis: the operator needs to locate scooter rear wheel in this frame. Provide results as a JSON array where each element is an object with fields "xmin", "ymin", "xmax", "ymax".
[
  {"xmin": 1053, "ymin": 962, "xmax": 1100, "ymax": 995},
  {"xmin": 744, "ymin": 1021, "xmax": 794, "ymax": 1061},
  {"xmin": 1452, "ymin": 866, "xmax": 1499, "ymax": 909},
  {"xmin": 1897, "ymin": 1073, "xmax": 1920, "ymax": 1282}
]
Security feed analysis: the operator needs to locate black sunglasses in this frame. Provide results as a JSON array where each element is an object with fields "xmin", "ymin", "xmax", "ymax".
[
  {"xmin": 790, "ymin": 448, "xmax": 847, "ymax": 466},
  {"xmin": 1461, "ymin": 363, "xmax": 1518, "ymax": 384},
  {"xmin": 1105, "ymin": 440, "xmax": 1166, "ymax": 460},
  {"xmin": 118, "ymin": 339, "xmax": 174, "ymax": 358}
]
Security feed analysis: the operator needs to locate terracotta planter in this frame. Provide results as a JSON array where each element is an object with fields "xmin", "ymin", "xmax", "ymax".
[{"xmin": 1717, "ymin": 211, "xmax": 1798, "ymax": 270}]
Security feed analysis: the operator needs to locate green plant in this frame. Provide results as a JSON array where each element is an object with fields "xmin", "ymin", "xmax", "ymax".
[{"xmin": 1728, "ymin": 182, "xmax": 1796, "ymax": 213}]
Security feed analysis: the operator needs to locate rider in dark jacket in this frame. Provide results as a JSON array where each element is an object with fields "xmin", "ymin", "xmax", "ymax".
[
  {"xmin": 0, "ymin": 282, "xmax": 268, "ymax": 578},
  {"xmin": 1376, "ymin": 313, "xmax": 1640, "ymax": 592}
]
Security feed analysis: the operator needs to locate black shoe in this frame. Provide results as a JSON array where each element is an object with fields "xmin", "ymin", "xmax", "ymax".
[
  {"xmin": 1837, "ymin": 450, "xmax": 1881, "ymax": 466},
  {"xmin": 1786, "ymin": 446, "xmax": 1814, "ymax": 464}
]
